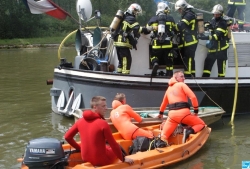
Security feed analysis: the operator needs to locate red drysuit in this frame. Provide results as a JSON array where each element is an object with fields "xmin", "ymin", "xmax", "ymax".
[{"xmin": 64, "ymin": 110, "xmax": 124, "ymax": 166}]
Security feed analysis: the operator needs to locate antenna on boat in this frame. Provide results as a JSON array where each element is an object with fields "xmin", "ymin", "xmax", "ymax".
[
  {"xmin": 86, "ymin": 10, "xmax": 101, "ymax": 25},
  {"xmin": 76, "ymin": 0, "xmax": 95, "ymax": 33},
  {"xmin": 76, "ymin": 0, "xmax": 102, "ymax": 26},
  {"xmin": 76, "ymin": 0, "xmax": 100, "ymax": 55},
  {"xmin": 76, "ymin": 0, "xmax": 92, "ymax": 23}
]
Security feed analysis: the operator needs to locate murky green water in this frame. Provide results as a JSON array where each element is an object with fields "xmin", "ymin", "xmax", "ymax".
[{"xmin": 0, "ymin": 48, "xmax": 249, "ymax": 169}]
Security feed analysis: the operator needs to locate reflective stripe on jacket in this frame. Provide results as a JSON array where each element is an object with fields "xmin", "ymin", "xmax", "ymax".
[
  {"xmin": 176, "ymin": 9, "xmax": 198, "ymax": 47},
  {"xmin": 208, "ymin": 17, "xmax": 229, "ymax": 52},
  {"xmin": 228, "ymin": 0, "xmax": 246, "ymax": 5},
  {"xmin": 147, "ymin": 14, "xmax": 176, "ymax": 49},
  {"xmin": 113, "ymin": 13, "xmax": 141, "ymax": 49}
]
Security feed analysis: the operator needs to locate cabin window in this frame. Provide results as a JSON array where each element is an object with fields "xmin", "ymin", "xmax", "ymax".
[{"xmin": 228, "ymin": 43, "xmax": 250, "ymax": 67}]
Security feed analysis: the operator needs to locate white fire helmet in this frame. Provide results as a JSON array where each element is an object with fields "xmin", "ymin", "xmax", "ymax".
[
  {"xmin": 156, "ymin": 2, "xmax": 169, "ymax": 15},
  {"xmin": 126, "ymin": 3, "xmax": 142, "ymax": 15},
  {"xmin": 175, "ymin": 0, "xmax": 193, "ymax": 11},
  {"xmin": 211, "ymin": 4, "xmax": 223, "ymax": 15}
]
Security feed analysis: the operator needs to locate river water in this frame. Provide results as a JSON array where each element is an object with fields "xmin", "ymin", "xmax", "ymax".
[{"xmin": 0, "ymin": 48, "xmax": 250, "ymax": 169}]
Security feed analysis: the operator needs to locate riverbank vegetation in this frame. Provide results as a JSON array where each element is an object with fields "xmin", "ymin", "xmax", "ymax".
[
  {"xmin": 1, "ymin": 0, "xmax": 249, "ymax": 46},
  {"xmin": 0, "ymin": 36, "xmax": 75, "ymax": 46}
]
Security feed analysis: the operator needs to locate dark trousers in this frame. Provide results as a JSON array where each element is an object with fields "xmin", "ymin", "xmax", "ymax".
[
  {"xmin": 202, "ymin": 49, "xmax": 228, "ymax": 77},
  {"xmin": 227, "ymin": 4, "xmax": 245, "ymax": 21},
  {"xmin": 150, "ymin": 48, "xmax": 173, "ymax": 75},
  {"xmin": 116, "ymin": 47, "xmax": 132, "ymax": 74},
  {"xmin": 180, "ymin": 44, "xmax": 197, "ymax": 77}
]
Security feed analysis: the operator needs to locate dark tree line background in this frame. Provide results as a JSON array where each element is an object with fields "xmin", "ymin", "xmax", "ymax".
[{"xmin": 0, "ymin": 0, "xmax": 248, "ymax": 39}]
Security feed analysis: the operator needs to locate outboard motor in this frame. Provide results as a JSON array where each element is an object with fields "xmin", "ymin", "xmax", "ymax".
[{"xmin": 22, "ymin": 137, "xmax": 67, "ymax": 169}]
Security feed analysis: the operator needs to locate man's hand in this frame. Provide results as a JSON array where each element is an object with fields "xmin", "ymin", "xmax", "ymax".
[
  {"xmin": 193, "ymin": 109, "xmax": 198, "ymax": 116},
  {"xmin": 158, "ymin": 111, "xmax": 164, "ymax": 119},
  {"xmin": 124, "ymin": 157, "xmax": 134, "ymax": 165},
  {"xmin": 157, "ymin": 114, "xmax": 163, "ymax": 119},
  {"xmin": 194, "ymin": 109, "xmax": 198, "ymax": 114}
]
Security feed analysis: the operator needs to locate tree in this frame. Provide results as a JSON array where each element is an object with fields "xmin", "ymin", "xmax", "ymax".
[{"xmin": 0, "ymin": 0, "xmax": 248, "ymax": 39}]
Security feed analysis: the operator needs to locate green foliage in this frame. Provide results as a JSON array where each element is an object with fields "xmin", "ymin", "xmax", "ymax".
[{"xmin": 0, "ymin": 0, "xmax": 249, "ymax": 40}]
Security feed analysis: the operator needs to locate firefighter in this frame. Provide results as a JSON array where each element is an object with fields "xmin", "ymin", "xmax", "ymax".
[
  {"xmin": 198, "ymin": 4, "xmax": 229, "ymax": 77},
  {"xmin": 146, "ymin": 2, "xmax": 176, "ymax": 76},
  {"xmin": 227, "ymin": 0, "xmax": 246, "ymax": 31},
  {"xmin": 112, "ymin": 3, "xmax": 150, "ymax": 74},
  {"xmin": 175, "ymin": 0, "xmax": 198, "ymax": 77}
]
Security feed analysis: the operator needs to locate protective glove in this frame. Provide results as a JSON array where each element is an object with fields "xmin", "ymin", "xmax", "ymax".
[
  {"xmin": 204, "ymin": 21, "xmax": 211, "ymax": 28},
  {"xmin": 194, "ymin": 109, "xmax": 199, "ymax": 114},
  {"xmin": 170, "ymin": 31, "xmax": 175, "ymax": 36},
  {"xmin": 157, "ymin": 111, "xmax": 164, "ymax": 119}
]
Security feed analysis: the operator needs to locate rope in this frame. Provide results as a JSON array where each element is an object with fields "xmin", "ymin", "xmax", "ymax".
[
  {"xmin": 58, "ymin": 27, "xmax": 109, "ymax": 61},
  {"xmin": 178, "ymin": 50, "xmax": 223, "ymax": 109},
  {"xmin": 79, "ymin": 30, "xmax": 109, "ymax": 57},
  {"xmin": 148, "ymin": 139, "xmax": 155, "ymax": 151},
  {"xmin": 167, "ymin": 0, "xmax": 243, "ymax": 116},
  {"xmin": 166, "ymin": 1, "xmax": 224, "ymax": 109}
]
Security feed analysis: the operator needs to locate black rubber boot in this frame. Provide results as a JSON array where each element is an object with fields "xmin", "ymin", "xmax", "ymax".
[
  {"xmin": 182, "ymin": 128, "xmax": 195, "ymax": 143},
  {"xmin": 166, "ymin": 70, "xmax": 173, "ymax": 77},
  {"xmin": 202, "ymin": 73, "xmax": 210, "ymax": 77},
  {"xmin": 151, "ymin": 63, "xmax": 159, "ymax": 76}
]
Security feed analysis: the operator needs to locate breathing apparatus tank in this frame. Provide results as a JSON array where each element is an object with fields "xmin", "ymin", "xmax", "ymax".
[
  {"xmin": 156, "ymin": 2, "xmax": 168, "ymax": 37},
  {"xmin": 110, "ymin": 10, "xmax": 124, "ymax": 32},
  {"xmin": 227, "ymin": 19, "xmax": 232, "ymax": 39},
  {"xmin": 158, "ymin": 13, "xmax": 166, "ymax": 37},
  {"xmin": 196, "ymin": 13, "xmax": 204, "ymax": 34}
]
